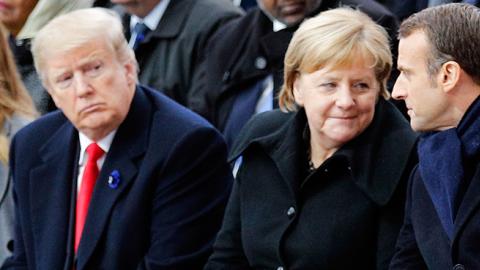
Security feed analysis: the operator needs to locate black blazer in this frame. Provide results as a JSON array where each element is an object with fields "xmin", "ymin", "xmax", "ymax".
[
  {"xmin": 390, "ymin": 162, "xmax": 480, "ymax": 269},
  {"xmin": 2, "ymin": 86, "xmax": 233, "ymax": 270},
  {"xmin": 205, "ymin": 99, "xmax": 418, "ymax": 270}
]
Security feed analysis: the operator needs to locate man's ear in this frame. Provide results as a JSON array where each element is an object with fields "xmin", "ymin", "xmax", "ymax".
[
  {"xmin": 293, "ymin": 74, "xmax": 304, "ymax": 106},
  {"xmin": 440, "ymin": 61, "xmax": 461, "ymax": 93},
  {"xmin": 124, "ymin": 60, "xmax": 137, "ymax": 87}
]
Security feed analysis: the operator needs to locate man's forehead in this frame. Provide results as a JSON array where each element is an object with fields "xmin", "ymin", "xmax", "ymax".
[{"xmin": 47, "ymin": 50, "xmax": 106, "ymax": 75}]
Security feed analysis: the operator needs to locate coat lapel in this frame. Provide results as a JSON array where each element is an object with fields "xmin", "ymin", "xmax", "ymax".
[
  {"xmin": 268, "ymin": 112, "xmax": 307, "ymax": 197},
  {"xmin": 452, "ymin": 163, "xmax": 480, "ymax": 241},
  {"xmin": 29, "ymin": 118, "xmax": 78, "ymax": 269},
  {"xmin": 347, "ymin": 99, "xmax": 418, "ymax": 205},
  {"xmin": 76, "ymin": 87, "xmax": 151, "ymax": 269}
]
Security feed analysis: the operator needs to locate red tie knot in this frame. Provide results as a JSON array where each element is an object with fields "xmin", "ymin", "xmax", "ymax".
[{"xmin": 86, "ymin": 143, "xmax": 104, "ymax": 161}]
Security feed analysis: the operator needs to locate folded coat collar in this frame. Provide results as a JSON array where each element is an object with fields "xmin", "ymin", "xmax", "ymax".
[{"xmin": 230, "ymin": 99, "xmax": 418, "ymax": 206}]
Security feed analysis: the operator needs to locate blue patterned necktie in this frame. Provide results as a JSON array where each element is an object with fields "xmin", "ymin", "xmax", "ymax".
[{"xmin": 130, "ymin": 22, "xmax": 150, "ymax": 50}]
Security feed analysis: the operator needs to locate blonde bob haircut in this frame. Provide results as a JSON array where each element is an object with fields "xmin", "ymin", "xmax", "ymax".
[
  {"xmin": 279, "ymin": 7, "xmax": 392, "ymax": 112},
  {"xmin": 31, "ymin": 8, "xmax": 138, "ymax": 87}
]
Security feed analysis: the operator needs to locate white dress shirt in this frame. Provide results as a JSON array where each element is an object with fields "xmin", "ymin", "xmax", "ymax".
[
  {"xmin": 76, "ymin": 131, "xmax": 116, "ymax": 193},
  {"xmin": 129, "ymin": 0, "xmax": 171, "ymax": 33}
]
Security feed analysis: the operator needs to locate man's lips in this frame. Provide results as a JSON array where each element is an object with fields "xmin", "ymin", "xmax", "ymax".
[
  {"xmin": 80, "ymin": 103, "xmax": 102, "ymax": 114},
  {"xmin": 281, "ymin": 3, "xmax": 304, "ymax": 16}
]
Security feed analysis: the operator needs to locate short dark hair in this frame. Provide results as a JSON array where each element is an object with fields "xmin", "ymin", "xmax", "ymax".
[{"xmin": 399, "ymin": 3, "xmax": 480, "ymax": 84}]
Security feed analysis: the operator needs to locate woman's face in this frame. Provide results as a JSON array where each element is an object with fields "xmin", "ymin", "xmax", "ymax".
[
  {"xmin": 0, "ymin": 0, "xmax": 37, "ymax": 35},
  {"xmin": 294, "ymin": 57, "xmax": 379, "ymax": 148}
]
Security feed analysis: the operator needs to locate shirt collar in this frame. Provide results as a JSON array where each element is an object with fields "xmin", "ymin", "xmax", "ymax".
[
  {"xmin": 78, "ymin": 130, "xmax": 117, "ymax": 165},
  {"xmin": 273, "ymin": 19, "xmax": 287, "ymax": 32},
  {"xmin": 130, "ymin": 0, "xmax": 171, "ymax": 32}
]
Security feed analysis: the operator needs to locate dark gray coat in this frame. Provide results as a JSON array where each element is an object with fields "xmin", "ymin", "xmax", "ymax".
[
  {"xmin": 121, "ymin": 0, "xmax": 242, "ymax": 106},
  {"xmin": 205, "ymin": 99, "xmax": 418, "ymax": 270}
]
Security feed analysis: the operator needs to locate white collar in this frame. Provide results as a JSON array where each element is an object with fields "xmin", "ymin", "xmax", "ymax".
[
  {"xmin": 78, "ymin": 130, "xmax": 117, "ymax": 165},
  {"xmin": 273, "ymin": 19, "xmax": 287, "ymax": 32},
  {"xmin": 130, "ymin": 0, "xmax": 171, "ymax": 32}
]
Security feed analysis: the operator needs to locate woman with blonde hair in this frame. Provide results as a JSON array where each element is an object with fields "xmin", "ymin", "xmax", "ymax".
[
  {"xmin": 205, "ymin": 7, "xmax": 418, "ymax": 269},
  {"xmin": 0, "ymin": 23, "xmax": 37, "ymax": 265}
]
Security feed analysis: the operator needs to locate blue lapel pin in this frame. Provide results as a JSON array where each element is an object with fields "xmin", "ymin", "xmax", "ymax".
[{"xmin": 108, "ymin": 170, "xmax": 121, "ymax": 189}]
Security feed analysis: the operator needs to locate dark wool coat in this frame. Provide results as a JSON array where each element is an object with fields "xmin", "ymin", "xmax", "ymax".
[
  {"xmin": 390, "ymin": 162, "xmax": 480, "ymax": 270},
  {"xmin": 188, "ymin": 0, "xmax": 400, "ymax": 132},
  {"xmin": 121, "ymin": 0, "xmax": 242, "ymax": 106},
  {"xmin": 2, "ymin": 86, "xmax": 233, "ymax": 270},
  {"xmin": 205, "ymin": 99, "xmax": 418, "ymax": 270}
]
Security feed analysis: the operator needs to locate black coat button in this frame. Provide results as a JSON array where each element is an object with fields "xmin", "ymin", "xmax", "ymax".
[
  {"xmin": 453, "ymin": 264, "xmax": 465, "ymax": 270},
  {"xmin": 7, "ymin": 240, "xmax": 14, "ymax": 252}
]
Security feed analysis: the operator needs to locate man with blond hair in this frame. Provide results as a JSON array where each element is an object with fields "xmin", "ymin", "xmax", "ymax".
[{"xmin": 1, "ymin": 8, "xmax": 233, "ymax": 270}]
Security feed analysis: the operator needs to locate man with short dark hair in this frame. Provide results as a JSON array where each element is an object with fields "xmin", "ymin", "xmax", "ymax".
[{"xmin": 390, "ymin": 3, "xmax": 480, "ymax": 269}]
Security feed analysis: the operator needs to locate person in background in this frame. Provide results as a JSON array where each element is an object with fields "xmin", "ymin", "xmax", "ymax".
[
  {"xmin": 375, "ymin": 0, "xmax": 427, "ymax": 21},
  {"xmin": 188, "ymin": 0, "xmax": 400, "ymax": 149},
  {"xmin": 0, "ymin": 0, "xmax": 93, "ymax": 114},
  {"xmin": 389, "ymin": 4, "xmax": 480, "ymax": 269},
  {"xmin": 1, "ymin": 8, "xmax": 232, "ymax": 269},
  {"xmin": 205, "ymin": 7, "xmax": 418, "ymax": 270},
  {"xmin": 375, "ymin": 0, "xmax": 479, "ymax": 22},
  {"xmin": 110, "ymin": 0, "xmax": 242, "ymax": 106},
  {"xmin": 0, "ymin": 23, "xmax": 37, "ymax": 265}
]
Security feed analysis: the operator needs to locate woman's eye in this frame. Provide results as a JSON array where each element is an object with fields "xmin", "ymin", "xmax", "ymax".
[{"xmin": 353, "ymin": 82, "xmax": 370, "ymax": 90}]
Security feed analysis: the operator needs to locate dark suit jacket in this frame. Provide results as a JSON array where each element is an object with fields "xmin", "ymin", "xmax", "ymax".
[
  {"xmin": 390, "ymin": 162, "xmax": 480, "ymax": 270},
  {"xmin": 2, "ymin": 86, "xmax": 233, "ymax": 270},
  {"xmin": 120, "ymin": 0, "xmax": 242, "ymax": 106},
  {"xmin": 205, "ymin": 99, "xmax": 418, "ymax": 270}
]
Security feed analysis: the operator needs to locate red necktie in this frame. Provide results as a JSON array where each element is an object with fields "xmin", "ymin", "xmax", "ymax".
[{"xmin": 75, "ymin": 143, "xmax": 104, "ymax": 253}]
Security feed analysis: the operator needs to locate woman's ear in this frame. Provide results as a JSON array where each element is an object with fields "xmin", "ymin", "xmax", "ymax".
[
  {"xmin": 293, "ymin": 74, "xmax": 304, "ymax": 106},
  {"xmin": 440, "ymin": 61, "xmax": 461, "ymax": 93}
]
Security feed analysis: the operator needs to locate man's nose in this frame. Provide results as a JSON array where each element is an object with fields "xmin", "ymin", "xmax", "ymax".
[
  {"xmin": 392, "ymin": 76, "xmax": 406, "ymax": 100},
  {"xmin": 74, "ymin": 74, "xmax": 92, "ymax": 96}
]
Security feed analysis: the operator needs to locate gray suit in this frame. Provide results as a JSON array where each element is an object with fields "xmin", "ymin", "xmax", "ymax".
[{"xmin": 0, "ymin": 114, "xmax": 31, "ymax": 264}]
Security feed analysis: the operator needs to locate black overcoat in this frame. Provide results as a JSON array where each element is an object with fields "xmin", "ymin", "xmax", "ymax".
[
  {"xmin": 390, "ymin": 162, "xmax": 480, "ymax": 269},
  {"xmin": 205, "ymin": 99, "xmax": 418, "ymax": 270},
  {"xmin": 2, "ymin": 86, "xmax": 233, "ymax": 270}
]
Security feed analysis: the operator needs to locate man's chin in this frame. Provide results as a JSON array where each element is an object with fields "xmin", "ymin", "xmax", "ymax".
[{"xmin": 281, "ymin": 15, "xmax": 305, "ymax": 26}]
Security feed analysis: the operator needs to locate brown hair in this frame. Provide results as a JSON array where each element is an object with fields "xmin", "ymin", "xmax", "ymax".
[{"xmin": 399, "ymin": 3, "xmax": 480, "ymax": 84}]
